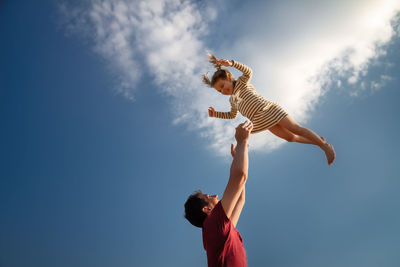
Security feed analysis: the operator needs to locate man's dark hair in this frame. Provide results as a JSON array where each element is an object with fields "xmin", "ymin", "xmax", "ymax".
[{"xmin": 184, "ymin": 190, "xmax": 209, "ymax": 228}]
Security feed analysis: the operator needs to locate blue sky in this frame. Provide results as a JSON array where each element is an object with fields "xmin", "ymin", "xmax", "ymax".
[{"xmin": 1, "ymin": 1, "xmax": 400, "ymax": 266}]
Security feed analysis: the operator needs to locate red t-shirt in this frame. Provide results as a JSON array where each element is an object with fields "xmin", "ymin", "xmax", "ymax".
[{"xmin": 202, "ymin": 201, "xmax": 247, "ymax": 267}]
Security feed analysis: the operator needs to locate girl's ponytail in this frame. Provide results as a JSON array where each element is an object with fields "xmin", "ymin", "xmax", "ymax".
[
  {"xmin": 207, "ymin": 53, "xmax": 221, "ymax": 70},
  {"xmin": 202, "ymin": 72, "xmax": 212, "ymax": 87},
  {"xmin": 202, "ymin": 52, "xmax": 232, "ymax": 88}
]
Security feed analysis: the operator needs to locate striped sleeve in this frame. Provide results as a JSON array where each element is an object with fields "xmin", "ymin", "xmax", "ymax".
[
  {"xmin": 231, "ymin": 60, "xmax": 252, "ymax": 84},
  {"xmin": 214, "ymin": 105, "xmax": 238, "ymax": 119}
]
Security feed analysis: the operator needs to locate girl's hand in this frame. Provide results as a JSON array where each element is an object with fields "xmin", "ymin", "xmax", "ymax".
[
  {"xmin": 208, "ymin": 107, "xmax": 216, "ymax": 117},
  {"xmin": 217, "ymin": 59, "xmax": 232, "ymax": 67}
]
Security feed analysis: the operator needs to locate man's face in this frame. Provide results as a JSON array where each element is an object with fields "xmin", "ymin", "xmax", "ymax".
[{"xmin": 201, "ymin": 193, "xmax": 219, "ymax": 212}]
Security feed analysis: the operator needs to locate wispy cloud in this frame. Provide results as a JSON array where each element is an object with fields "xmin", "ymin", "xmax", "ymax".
[
  {"xmin": 59, "ymin": 0, "xmax": 400, "ymax": 155},
  {"xmin": 59, "ymin": 0, "xmax": 215, "ymax": 101}
]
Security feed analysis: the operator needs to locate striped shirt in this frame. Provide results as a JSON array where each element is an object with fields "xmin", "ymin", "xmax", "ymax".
[
  {"xmin": 214, "ymin": 60, "xmax": 287, "ymax": 133},
  {"xmin": 215, "ymin": 60, "xmax": 272, "ymax": 120}
]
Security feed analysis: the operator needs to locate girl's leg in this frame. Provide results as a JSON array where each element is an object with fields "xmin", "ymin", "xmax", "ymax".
[
  {"xmin": 269, "ymin": 124, "xmax": 319, "ymax": 144},
  {"xmin": 276, "ymin": 115, "xmax": 336, "ymax": 164}
]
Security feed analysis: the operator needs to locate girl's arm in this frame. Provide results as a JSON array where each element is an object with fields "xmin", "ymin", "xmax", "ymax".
[
  {"xmin": 216, "ymin": 58, "xmax": 252, "ymax": 84},
  {"xmin": 210, "ymin": 105, "xmax": 238, "ymax": 119},
  {"xmin": 231, "ymin": 60, "xmax": 252, "ymax": 84}
]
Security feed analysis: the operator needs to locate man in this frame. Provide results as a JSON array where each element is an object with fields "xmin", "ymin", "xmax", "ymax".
[{"xmin": 184, "ymin": 121, "xmax": 253, "ymax": 267}]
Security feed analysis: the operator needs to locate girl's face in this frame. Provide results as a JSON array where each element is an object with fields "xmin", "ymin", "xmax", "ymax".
[{"xmin": 214, "ymin": 78, "xmax": 234, "ymax": 95}]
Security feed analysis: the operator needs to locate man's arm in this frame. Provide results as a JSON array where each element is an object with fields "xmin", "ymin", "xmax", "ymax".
[
  {"xmin": 231, "ymin": 187, "xmax": 245, "ymax": 228},
  {"xmin": 221, "ymin": 121, "xmax": 252, "ymax": 220},
  {"xmin": 228, "ymin": 143, "xmax": 246, "ymax": 227}
]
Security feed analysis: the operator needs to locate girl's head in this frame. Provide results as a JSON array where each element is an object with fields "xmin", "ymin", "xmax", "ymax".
[{"xmin": 202, "ymin": 53, "xmax": 235, "ymax": 95}]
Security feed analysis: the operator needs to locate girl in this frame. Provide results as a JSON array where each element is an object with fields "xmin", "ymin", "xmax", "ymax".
[{"xmin": 202, "ymin": 54, "xmax": 336, "ymax": 165}]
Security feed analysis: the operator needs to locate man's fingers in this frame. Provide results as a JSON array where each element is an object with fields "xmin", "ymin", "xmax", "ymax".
[
  {"xmin": 237, "ymin": 120, "xmax": 252, "ymax": 130},
  {"xmin": 242, "ymin": 120, "xmax": 253, "ymax": 130}
]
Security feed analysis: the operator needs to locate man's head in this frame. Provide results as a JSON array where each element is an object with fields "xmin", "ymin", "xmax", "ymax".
[{"xmin": 184, "ymin": 190, "xmax": 219, "ymax": 228}]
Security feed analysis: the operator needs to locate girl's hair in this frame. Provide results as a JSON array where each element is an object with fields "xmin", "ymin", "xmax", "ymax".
[{"xmin": 202, "ymin": 53, "xmax": 233, "ymax": 88}]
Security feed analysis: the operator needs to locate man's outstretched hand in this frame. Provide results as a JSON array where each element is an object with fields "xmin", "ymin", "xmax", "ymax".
[
  {"xmin": 231, "ymin": 120, "xmax": 252, "ymax": 158},
  {"xmin": 235, "ymin": 120, "xmax": 253, "ymax": 143}
]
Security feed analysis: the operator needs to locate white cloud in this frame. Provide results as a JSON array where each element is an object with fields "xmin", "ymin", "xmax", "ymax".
[
  {"xmin": 370, "ymin": 74, "xmax": 394, "ymax": 92},
  {"xmin": 60, "ymin": 0, "xmax": 400, "ymax": 156}
]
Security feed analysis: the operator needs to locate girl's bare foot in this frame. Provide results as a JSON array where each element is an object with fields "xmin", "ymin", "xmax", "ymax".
[{"xmin": 323, "ymin": 143, "xmax": 336, "ymax": 165}]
